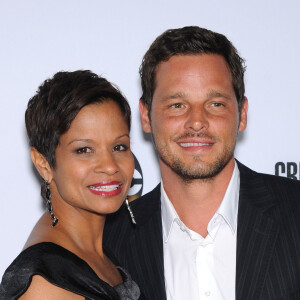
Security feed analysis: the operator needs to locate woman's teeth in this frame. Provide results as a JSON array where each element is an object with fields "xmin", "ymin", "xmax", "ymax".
[{"xmin": 88, "ymin": 184, "xmax": 119, "ymax": 191}]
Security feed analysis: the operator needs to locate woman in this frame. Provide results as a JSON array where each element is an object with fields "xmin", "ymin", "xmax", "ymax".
[{"xmin": 0, "ymin": 70, "xmax": 144, "ymax": 299}]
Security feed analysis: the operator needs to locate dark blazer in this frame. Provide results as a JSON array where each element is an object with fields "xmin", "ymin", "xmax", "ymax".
[{"xmin": 104, "ymin": 162, "xmax": 300, "ymax": 300}]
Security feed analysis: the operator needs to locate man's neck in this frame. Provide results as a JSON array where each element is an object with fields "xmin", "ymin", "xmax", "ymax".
[{"xmin": 161, "ymin": 158, "xmax": 235, "ymax": 237}]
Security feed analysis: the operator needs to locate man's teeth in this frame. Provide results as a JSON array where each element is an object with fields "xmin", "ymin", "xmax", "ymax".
[
  {"xmin": 180, "ymin": 142, "xmax": 211, "ymax": 147},
  {"xmin": 89, "ymin": 185, "xmax": 119, "ymax": 191}
]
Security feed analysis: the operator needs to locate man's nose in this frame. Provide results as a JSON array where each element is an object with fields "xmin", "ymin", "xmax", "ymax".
[{"xmin": 184, "ymin": 106, "xmax": 208, "ymax": 132}]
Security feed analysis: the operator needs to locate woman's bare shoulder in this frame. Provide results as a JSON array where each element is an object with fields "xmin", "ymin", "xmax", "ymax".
[
  {"xmin": 19, "ymin": 275, "xmax": 84, "ymax": 300},
  {"xmin": 23, "ymin": 213, "xmax": 61, "ymax": 249}
]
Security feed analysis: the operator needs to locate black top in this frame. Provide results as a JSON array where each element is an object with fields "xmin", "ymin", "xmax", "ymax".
[{"xmin": 0, "ymin": 242, "xmax": 144, "ymax": 300}]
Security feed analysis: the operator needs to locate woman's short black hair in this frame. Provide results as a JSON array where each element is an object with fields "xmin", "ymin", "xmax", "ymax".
[{"xmin": 25, "ymin": 70, "xmax": 131, "ymax": 168}]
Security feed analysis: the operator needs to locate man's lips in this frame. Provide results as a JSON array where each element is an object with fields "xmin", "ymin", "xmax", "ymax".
[
  {"xmin": 88, "ymin": 181, "xmax": 123, "ymax": 196},
  {"xmin": 179, "ymin": 142, "xmax": 213, "ymax": 147},
  {"xmin": 174, "ymin": 133, "xmax": 216, "ymax": 144},
  {"xmin": 176, "ymin": 137, "xmax": 215, "ymax": 151}
]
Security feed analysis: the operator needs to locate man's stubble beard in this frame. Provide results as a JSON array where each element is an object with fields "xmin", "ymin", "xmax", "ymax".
[{"xmin": 151, "ymin": 132, "xmax": 236, "ymax": 183}]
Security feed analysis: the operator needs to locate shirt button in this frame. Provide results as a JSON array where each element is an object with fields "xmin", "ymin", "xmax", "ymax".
[{"xmin": 205, "ymin": 291, "xmax": 211, "ymax": 297}]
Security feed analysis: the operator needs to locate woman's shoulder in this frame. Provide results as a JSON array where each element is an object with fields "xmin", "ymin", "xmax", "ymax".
[
  {"xmin": 19, "ymin": 274, "xmax": 83, "ymax": 300},
  {"xmin": 0, "ymin": 242, "xmax": 117, "ymax": 300},
  {"xmin": 2, "ymin": 242, "xmax": 89, "ymax": 276}
]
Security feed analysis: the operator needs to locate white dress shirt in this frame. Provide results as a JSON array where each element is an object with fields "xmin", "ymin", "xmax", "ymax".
[{"xmin": 161, "ymin": 162, "xmax": 240, "ymax": 300}]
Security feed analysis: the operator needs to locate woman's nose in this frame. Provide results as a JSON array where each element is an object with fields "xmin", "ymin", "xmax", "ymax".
[{"xmin": 94, "ymin": 152, "xmax": 119, "ymax": 175}]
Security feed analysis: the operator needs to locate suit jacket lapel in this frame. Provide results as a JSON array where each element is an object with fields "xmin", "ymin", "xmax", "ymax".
[
  {"xmin": 126, "ymin": 184, "xmax": 167, "ymax": 300},
  {"xmin": 236, "ymin": 162, "xmax": 280, "ymax": 300}
]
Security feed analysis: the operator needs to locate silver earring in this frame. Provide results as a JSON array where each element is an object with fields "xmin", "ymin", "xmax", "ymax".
[
  {"xmin": 44, "ymin": 180, "xmax": 59, "ymax": 227},
  {"xmin": 125, "ymin": 198, "xmax": 136, "ymax": 225}
]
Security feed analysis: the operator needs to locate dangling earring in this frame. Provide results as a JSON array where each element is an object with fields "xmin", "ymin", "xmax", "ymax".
[
  {"xmin": 44, "ymin": 180, "xmax": 59, "ymax": 227},
  {"xmin": 125, "ymin": 198, "xmax": 136, "ymax": 225}
]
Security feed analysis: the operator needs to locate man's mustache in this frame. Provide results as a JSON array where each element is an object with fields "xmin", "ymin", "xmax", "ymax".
[{"xmin": 173, "ymin": 132, "xmax": 218, "ymax": 142}]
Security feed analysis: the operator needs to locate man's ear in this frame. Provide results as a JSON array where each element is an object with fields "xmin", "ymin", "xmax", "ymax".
[
  {"xmin": 139, "ymin": 100, "xmax": 151, "ymax": 133},
  {"xmin": 30, "ymin": 147, "xmax": 53, "ymax": 181},
  {"xmin": 238, "ymin": 97, "xmax": 248, "ymax": 132}
]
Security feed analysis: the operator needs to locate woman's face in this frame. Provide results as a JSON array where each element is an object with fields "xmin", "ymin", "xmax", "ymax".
[{"xmin": 49, "ymin": 100, "xmax": 134, "ymax": 217}]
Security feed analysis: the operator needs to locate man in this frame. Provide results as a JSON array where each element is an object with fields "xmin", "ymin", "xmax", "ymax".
[{"xmin": 104, "ymin": 26, "xmax": 300, "ymax": 300}]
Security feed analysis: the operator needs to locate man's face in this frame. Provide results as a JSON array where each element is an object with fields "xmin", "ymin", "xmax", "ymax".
[{"xmin": 140, "ymin": 54, "xmax": 248, "ymax": 181}]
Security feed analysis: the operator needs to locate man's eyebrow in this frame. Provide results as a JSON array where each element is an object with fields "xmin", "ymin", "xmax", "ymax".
[
  {"xmin": 161, "ymin": 92, "xmax": 188, "ymax": 101},
  {"xmin": 206, "ymin": 90, "xmax": 231, "ymax": 99}
]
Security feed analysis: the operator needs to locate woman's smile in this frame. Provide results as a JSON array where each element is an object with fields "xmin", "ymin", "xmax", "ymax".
[{"xmin": 88, "ymin": 181, "xmax": 123, "ymax": 197}]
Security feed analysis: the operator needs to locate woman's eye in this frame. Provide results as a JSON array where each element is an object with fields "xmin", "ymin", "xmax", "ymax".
[
  {"xmin": 113, "ymin": 144, "xmax": 128, "ymax": 152},
  {"xmin": 76, "ymin": 147, "xmax": 92, "ymax": 154}
]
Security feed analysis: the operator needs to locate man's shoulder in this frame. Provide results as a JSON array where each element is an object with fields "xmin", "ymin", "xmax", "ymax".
[
  {"xmin": 104, "ymin": 184, "xmax": 161, "ymax": 234},
  {"xmin": 237, "ymin": 161, "xmax": 300, "ymax": 210},
  {"xmin": 238, "ymin": 160, "xmax": 300, "ymax": 190},
  {"xmin": 130, "ymin": 183, "xmax": 161, "ymax": 213}
]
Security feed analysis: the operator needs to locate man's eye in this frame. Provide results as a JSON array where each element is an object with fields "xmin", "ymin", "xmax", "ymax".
[
  {"xmin": 113, "ymin": 144, "xmax": 128, "ymax": 152},
  {"xmin": 76, "ymin": 147, "xmax": 92, "ymax": 154},
  {"xmin": 212, "ymin": 102, "xmax": 224, "ymax": 107},
  {"xmin": 170, "ymin": 103, "xmax": 183, "ymax": 109}
]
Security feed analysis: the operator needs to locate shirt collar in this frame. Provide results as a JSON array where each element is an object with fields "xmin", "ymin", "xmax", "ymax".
[
  {"xmin": 161, "ymin": 162, "xmax": 240, "ymax": 242},
  {"xmin": 161, "ymin": 181, "xmax": 178, "ymax": 242},
  {"xmin": 216, "ymin": 162, "xmax": 240, "ymax": 234}
]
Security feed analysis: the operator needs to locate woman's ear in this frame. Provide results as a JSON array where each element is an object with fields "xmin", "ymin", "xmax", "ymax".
[{"xmin": 30, "ymin": 147, "xmax": 53, "ymax": 181}]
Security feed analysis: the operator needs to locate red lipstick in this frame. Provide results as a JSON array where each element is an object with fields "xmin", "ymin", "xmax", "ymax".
[{"xmin": 88, "ymin": 181, "xmax": 122, "ymax": 197}]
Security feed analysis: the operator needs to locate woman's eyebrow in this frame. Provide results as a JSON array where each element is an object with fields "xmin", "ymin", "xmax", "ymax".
[{"xmin": 67, "ymin": 138, "xmax": 92, "ymax": 145}]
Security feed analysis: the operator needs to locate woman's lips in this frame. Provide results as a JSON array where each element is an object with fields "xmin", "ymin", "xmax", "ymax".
[{"xmin": 88, "ymin": 181, "xmax": 123, "ymax": 196}]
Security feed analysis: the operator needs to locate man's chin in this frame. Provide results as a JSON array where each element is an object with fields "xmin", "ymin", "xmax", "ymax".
[
  {"xmin": 175, "ymin": 168, "xmax": 220, "ymax": 182},
  {"xmin": 171, "ymin": 157, "xmax": 233, "ymax": 182}
]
